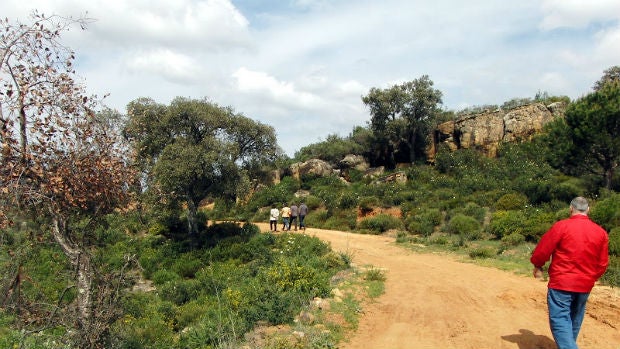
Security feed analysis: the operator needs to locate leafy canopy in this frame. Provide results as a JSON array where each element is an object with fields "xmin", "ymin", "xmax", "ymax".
[{"xmin": 124, "ymin": 97, "xmax": 278, "ymax": 236}]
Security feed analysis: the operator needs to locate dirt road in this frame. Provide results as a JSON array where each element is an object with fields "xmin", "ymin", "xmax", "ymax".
[{"xmin": 260, "ymin": 224, "xmax": 620, "ymax": 349}]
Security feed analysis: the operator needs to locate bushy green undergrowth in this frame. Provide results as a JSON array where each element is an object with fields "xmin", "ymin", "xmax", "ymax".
[
  {"xmin": 226, "ymin": 143, "xmax": 620, "ymax": 288},
  {"xmin": 109, "ymin": 228, "xmax": 351, "ymax": 349},
  {"xmin": 1, "ymin": 215, "xmax": 355, "ymax": 349}
]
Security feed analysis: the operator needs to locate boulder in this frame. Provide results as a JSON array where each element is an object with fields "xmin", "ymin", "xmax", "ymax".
[
  {"xmin": 363, "ymin": 166, "xmax": 385, "ymax": 179},
  {"xmin": 290, "ymin": 159, "xmax": 334, "ymax": 180},
  {"xmin": 339, "ymin": 154, "xmax": 370, "ymax": 171},
  {"xmin": 373, "ymin": 171, "xmax": 407, "ymax": 185}
]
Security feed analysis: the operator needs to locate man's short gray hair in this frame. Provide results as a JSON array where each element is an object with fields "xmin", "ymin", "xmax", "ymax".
[{"xmin": 570, "ymin": 196, "xmax": 589, "ymax": 213}]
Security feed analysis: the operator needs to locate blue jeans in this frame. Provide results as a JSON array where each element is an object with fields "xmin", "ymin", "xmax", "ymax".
[{"xmin": 547, "ymin": 288, "xmax": 590, "ymax": 349}]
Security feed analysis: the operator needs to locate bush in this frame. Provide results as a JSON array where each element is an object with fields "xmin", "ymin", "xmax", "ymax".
[
  {"xmin": 172, "ymin": 252, "xmax": 203, "ymax": 278},
  {"xmin": 590, "ymin": 193, "xmax": 620, "ymax": 231},
  {"xmin": 358, "ymin": 196, "xmax": 379, "ymax": 214},
  {"xmin": 159, "ymin": 279, "xmax": 203, "ymax": 305},
  {"xmin": 601, "ymin": 256, "xmax": 620, "ymax": 288},
  {"xmin": 324, "ymin": 210, "xmax": 357, "ymax": 230},
  {"xmin": 488, "ymin": 208, "xmax": 554, "ymax": 241},
  {"xmin": 445, "ymin": 214, "xmax": 481, "ymax": 240},
  {"xmin": 448, "ymin": 202, "xmax": 486, "ymax": 223},
  {"xmin": 339, "ymin": 192, "xmax": 359, "ymax": 209},
  {"xmin": 501, "ymin": 232, "xmax": 526, "ymax": 247},
  {"xmin": 469, "ymin": 247, "xmax": 495, "ymax": 259},
  {"xmin": 609, "ymin": 228, "xmax": 620, "ymax": 256},
  {"xmin": 357, "ymin": 214, "xmax": 403, "ymax": 234},
  {"xmin": 304, "ymin": 195, "xmax": 323, "ymax": 210},
  {"xmin": 495, "ymin": 192, "xmax": 529, "ymax": 210},
  {"xmin": 151, "ymin": 269, "xmax": 181, "ymax": 286},
  {"xmin": 405, "ymin": 207, "xmax": 442, "ymax": 236},
  {"xmin": 304, "ymin": 208, "xmax": 329, "ymax": 228}
]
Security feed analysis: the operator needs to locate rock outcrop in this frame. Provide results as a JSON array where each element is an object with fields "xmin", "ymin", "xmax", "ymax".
[
  {"xmin": 428, "ymin": 102, "xmax": 566, "ymax": 160},
  {"xmin": 290, "ymin": 159, "xmax": 334, "ymax": 180}
]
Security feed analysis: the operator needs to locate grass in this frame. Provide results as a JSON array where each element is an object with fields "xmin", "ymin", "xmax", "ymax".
[{"xmin": 396, "ymin": 233, "xmax": 537, "ymax": 277}]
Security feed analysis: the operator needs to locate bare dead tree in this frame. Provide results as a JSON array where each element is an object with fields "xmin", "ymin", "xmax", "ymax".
[{"xmin": 1, "ymin": 11, "xmax": 137, "ymax": 348}]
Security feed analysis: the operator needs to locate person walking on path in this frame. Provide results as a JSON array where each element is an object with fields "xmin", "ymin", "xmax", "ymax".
[
  {"xmin": 530, "ymin": 196, "xmax": 609, "ymax": 349},
  {"xmin": 269, "ymin": 205, "xmax": 280, "ymax": 232},
  {"xmin": 290, "ymin": 203, "xmax": 299, "ymax": 231},
  {"xmin": 280, "ymin": 204, "xmax": 291, "ymax": 231},
  {"xmin": 298, "ymin": 202, "xmax": 308, "ymax": 230}
]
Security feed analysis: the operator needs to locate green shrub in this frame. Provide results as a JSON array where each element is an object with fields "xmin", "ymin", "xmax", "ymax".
[
  {"xmin": 495, "ymin": 192, "xmax": 529, "ymax": 210},
  {"xmin": 364, "ymin": 268, "xmax": 386, "ymax": 281},
  {"xmin": 159, "ymin": 279, "xmax": 203, "ymax": 305},
  {"xmin": 358, "ymin": 196, "xmax": 379, "ymax": 214},
  {"xmin": 339, "ymin": 192, "xmax": 359, "ymax": 209},
  {"xmin": 304, "ymin": 195, "xmax": 323, "ymax": 210},
  {"xmin": 548, "ymin": 180, "xmax": 583, "ymax": 202},
  {"xmin": 172, "ymin": 253, "xmax": 203, "ymax": 278},
  {"xmin": 445, "ymin": 214, "xmax": 481, "ymax": 239},
  {"xmin": 151, "ymin": 269, "xmax": 181, "ymax": 286},
  {"xmin": 501, "ymin": 232, "xmax": 526, "ymax": 247},
  {"xmin": 448, "ymin": 202, "xmax": 486, "ymax": 223},
  {"xmin": 601, "ymin": 256, "xmax": 620, "ymax": 287},
  {"xmin": 488, "ymin": 210, "xmax": 524, "ymax": 239},
  {"xmin": 324, "ymin": 210, "xmax": 357, "ymax": 230},
  {"xmin": 590, "ymin": 193, "xmax": 620, "ymax": 231},
  {"xmin": 488, "ymin": 208, "xmax": 554, "ymax": 241},
  {"xmin": 304, "ymin": 208, "xmax": 329, "ymax": 228},
  {"xmin": 469, "ymin": 247, "xmax": 495, "ymax": 259},
  {"xmin": 111, "ymin": 313, "xmax": 175, "ymax": 349},
  {"xmin": 357, "ymin": 214, "xmax": 403, "ymax": 234},
  {"xmin": 404, "ymin": 207, "xmax": 441, "ymax": 236},
  {"xmin": 609, "ymin": 227, "xmax": 620, "ymax": 256}
]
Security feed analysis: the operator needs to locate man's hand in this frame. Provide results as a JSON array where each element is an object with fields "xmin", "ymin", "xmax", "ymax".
[{"xmin": 533, "ymin": 266, "xmax": 544, "ymax": 279}]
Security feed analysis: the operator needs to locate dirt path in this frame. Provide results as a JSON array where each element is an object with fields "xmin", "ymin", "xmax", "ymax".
[{"xmin": 258, "ymin": 224, "xmax": 620, "ymax": 349}]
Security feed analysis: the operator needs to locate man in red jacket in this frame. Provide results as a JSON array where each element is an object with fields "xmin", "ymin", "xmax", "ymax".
[{"xmin": 531, "ymin": 196, "xmax": 609, "ymax": 349}]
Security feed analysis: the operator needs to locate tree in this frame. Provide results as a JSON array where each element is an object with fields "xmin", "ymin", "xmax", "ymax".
[
  {"xmin": 295, "ymin": 132, "xmax": 366, "ymax": 163},
  {"xmin": 124, "ymin": 97, "xmax": 277, "ymax": 237},
  {"xmin": 593, "ymin": 65, "xmax": 620, "ymax": 91},
  {"xmin": 543, "ymin": 82, "xmax": 620, "ymax": 189},
  {"xmin": 0, "ymin": 13, "xmax": 136, "ymax": 347},
  {"xmin": 362, "ymin": 76, "xmax": 443, "ymax": 167}
]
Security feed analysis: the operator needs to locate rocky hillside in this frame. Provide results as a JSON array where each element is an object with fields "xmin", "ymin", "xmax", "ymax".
[{"xmin": 428, "ymin": 102, "xmax": 566, "ymax": 160}]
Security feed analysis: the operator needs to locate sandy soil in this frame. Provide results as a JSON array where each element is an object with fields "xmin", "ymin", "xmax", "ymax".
[{"xmin": 258, "ymin": 224, "xmax": 620, "ymax": 349}]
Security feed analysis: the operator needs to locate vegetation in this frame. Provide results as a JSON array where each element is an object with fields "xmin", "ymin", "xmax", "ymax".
[
  {"xmin": 2, "ymin": 11, "xmax": 620, "ymax": 349},
  {"xmin": 362, "ymin": 75, "xmax": 443, "ymax": 166},
  {"xmin": 123, "ymin": 97, "xmax": 278, "ymax": 237}
]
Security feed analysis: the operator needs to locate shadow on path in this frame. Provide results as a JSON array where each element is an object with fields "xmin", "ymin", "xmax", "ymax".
[{"xmin": 501, "ymin": 329, "xmax": 556, "ymax": 349}]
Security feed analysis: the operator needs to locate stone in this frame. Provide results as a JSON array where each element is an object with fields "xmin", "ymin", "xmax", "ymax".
[{"xmin": 429, "ymin": 102, "xmax": 566, "ymax": 160}]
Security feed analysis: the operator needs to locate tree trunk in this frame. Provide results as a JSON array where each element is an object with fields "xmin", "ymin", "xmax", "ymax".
[
  {"xmin": 408, "ymin": 130, "xmax": 417, "ymax": 163},
  {"xmin": 51, "ymin": 217, "xmax": 93, "ymax": 334},
  {"xmin": 605, "ymin": 167, "xmax": 614, "ymax": 190},
  {"xmin": 186, "ymin": 198, "xmax": 198, "ymax": 236}
]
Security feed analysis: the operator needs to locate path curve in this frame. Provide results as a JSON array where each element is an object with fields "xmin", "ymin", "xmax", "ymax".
[{"xmin": 257, "ymin": 224, "xmax": 620, "ymax": 349}]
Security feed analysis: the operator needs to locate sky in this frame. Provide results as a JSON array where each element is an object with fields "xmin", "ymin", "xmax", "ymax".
[{"xmin": 2, "ymin": 0, "xmax": 619, "ymax": 156}]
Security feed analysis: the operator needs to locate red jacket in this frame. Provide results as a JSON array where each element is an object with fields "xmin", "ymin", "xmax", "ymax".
[{"xmin": 531, "ymin": 214, "xmax": 609, "ymax": 293}]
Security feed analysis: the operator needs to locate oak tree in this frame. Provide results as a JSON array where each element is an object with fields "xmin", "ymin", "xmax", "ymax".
[
  {"xmin": 124, "ymin": 97, "xmax": 277, "ymax": 238},
  {"xmin": 362, "ymin": 76, "xmax": 443, "ymax": 167}
]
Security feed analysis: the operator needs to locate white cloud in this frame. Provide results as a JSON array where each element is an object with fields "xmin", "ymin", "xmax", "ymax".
[
  {"xmin": 2, "ymin": 0, "xmax": 620, "ymax": 155},
  {"xmin": 125, "ymin": 49, "xmax": 203, "ymax": 84},
  {"xmin": 539, "ymin": 0, "xmax": 620, "ymax": 30},
  {"xmin": 232, "ymin": 67, "xmax": 322, "ymax": 110},
  {"xmin": 594, "ymin": 25, "xmax": 620, "ymax": 65}
]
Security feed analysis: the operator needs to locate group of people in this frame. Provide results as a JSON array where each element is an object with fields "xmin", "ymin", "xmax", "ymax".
[{"xmin": 269, "ymin": 202, "xmax": 308, "ymax": 232}]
